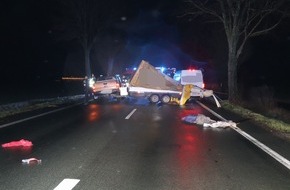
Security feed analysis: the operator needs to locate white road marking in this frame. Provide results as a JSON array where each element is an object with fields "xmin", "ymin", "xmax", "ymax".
[
  {"xmin": 197, "ymin": 101, "xmax": 290, "ymax": 171},
  {"xmin": 125, "ymin": 108, "xmax": 137, "ymax": 119},
  {"xmin": 54, "ymin": 178, "xmax": 80, "ymax": 190}
]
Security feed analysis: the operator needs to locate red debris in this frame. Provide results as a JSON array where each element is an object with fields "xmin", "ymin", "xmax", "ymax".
[{"xmin": 1, "ymin": 139, "xmax": 33, "ymax": 148}]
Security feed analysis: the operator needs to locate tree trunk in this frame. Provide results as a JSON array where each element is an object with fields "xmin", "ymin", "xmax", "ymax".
[
  {"xmin": 227, "ymin": 45, "xmax": 239, "ymax": 102},
  {"xmin": 228, "ymin": 53, "xmax": 239, "ymax": 102},
  {"xmin": 84, "ymin": 46, "xmax": 91, "ymax": 77},
  {"xmin": 227, "ymin": 32, "xmax": 240, "ymax": 103},
  {"xmin": 106, "ymin": 57, "xmax": 114, "ymax": 76}
]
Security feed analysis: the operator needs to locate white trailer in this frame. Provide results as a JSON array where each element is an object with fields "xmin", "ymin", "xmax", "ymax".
[{"xmin": 120, "ymin": 86, "xmax": 182, "ymax": 103}]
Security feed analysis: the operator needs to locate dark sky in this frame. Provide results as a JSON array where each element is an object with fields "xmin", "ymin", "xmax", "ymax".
[
  {"xmin": 1, "ymin": 0, "xmax": 56, "ymax": 81},
  {"xmin": 1, "ymin": 0, "xmax": 290, "ymax": 96},
  {"xmin": 1, "ymin": 0, "xmax": 189, "ymax": 82}
]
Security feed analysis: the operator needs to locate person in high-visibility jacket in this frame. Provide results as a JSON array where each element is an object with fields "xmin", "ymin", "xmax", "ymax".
[
  {"xmin": 83, "ymin": 76, "xmax": 89, "ymax": 104},
  {"xmin": 89, "ymin": 74, "xmax": 96, "ymax": 88}
]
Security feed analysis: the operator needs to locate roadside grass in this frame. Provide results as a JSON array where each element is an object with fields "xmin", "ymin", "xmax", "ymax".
[
  {"xmin": 222, "ymin": 100, "xmax": 290, "ymax": 133},
  {"xmin": 0, "ymin": 102, "xmax": 57, "ymax": 119},
  {"xmin": 0, "ymin": 95, "xmax": 84, "ymax": 119}
]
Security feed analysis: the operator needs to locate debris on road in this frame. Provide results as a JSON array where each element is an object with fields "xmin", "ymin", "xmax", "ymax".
[
  {"xmin": 119, "ymin": 60, "xmax": 221, "ymax": 107},
  {"xmin": 22, "ymin": 158, "xmax": 42, "ymax": 165},
  {"xmin": 1, "ymin": 139, "xmax": 33, "ymax": 148},
  {"xmin": 182, "ymin": 114, "xmax": 216, "ymax": 125},
  {"xmin": 203, "ymin": 121, "xmax": 236, "ymax": 128},
  {"xmin": 182, "ymin": 114, "xmax": 236, "ymax": 128}
]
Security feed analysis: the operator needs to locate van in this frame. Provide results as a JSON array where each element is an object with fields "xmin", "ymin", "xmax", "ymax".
[
  {"xmin": 174, "ymin": 69, "xmax": 204, "ymax": 88},
  {"xmin": 173, "ymin": 69, "xmax": 205, "ymax": 98}
]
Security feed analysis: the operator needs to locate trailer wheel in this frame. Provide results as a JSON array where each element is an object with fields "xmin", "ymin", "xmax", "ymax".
[
  {"xmin": 149, "ymin": 94, "xmax": 160, "ymax": 103},
  {"xmin": 161, "ymin": 95, "xmax": 171, "ymax": 103}
]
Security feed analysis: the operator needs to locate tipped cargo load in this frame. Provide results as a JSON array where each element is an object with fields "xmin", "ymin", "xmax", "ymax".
[
  {"xmin": 130, "ymin": 60, "xmax": 183, "ymax": 91},
  {"xmin": 120, "ymin": 60, "xmax": 182, "ymax": 103},
  {"xmin": 120, "ymin": 60, "xmax": 183, "ymax": 103}
]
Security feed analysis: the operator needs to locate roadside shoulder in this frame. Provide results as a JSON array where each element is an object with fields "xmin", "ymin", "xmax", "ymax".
[
  {"xmin": 0, "ymin": 95, "xmax": 84, "ymax": 125},
  {"xmin": 200, "ymin": 99, "xmax": 290, "ymax": 141}
]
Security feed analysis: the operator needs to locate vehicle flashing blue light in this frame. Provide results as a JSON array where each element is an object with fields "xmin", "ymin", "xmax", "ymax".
[{"xmin": 174, "ymin": 76, "xmax": 181, "ymax": 81}]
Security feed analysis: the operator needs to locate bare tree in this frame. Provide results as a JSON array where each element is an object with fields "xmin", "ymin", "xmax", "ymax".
[
  {"xmin": 53, "ymin": 0, "xmax": 122, "ymax": 77},
  {"xmin": 183, "ymin": 0, "xmax": 289, "ymax": 102},
  {"xmin": 93, "ymin": 29, "xmax": 126, "ymax": 76}
]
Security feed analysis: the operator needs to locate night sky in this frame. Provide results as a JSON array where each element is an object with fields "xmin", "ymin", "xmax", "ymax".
[{"xmin": 1, "ymin": 0, "xmax": 290, "ymax": 98}]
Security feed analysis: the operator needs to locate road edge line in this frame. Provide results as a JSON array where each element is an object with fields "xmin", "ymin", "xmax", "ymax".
[{"xmin": 197, "ymin": 101, "xmax": 290, "ymax": 171}]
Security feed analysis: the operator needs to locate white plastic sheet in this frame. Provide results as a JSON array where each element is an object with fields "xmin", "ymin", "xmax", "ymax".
[{"xmin": 182, "ymin": 114, "xmax": 236, "ymax": 128}]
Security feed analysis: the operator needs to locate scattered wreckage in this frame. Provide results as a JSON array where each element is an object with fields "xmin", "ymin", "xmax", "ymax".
[
  {"xmin": 89, "ymin": 60, "xmax": 221, "ymax": 107},
  {"xmin": 182, "ymin": 114, "xmax": 237, "ymax": 128},
  {"xmin": 119, "ymin": 60, "xmax": 221, "ymax": 107}
]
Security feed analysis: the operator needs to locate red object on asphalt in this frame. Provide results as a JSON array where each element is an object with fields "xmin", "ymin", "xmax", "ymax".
[{"xmin": 1, "ymin": 139, "xmax": 33, "ymax": 148}]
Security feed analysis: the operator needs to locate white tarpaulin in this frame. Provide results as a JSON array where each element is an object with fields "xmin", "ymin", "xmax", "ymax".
[{"xmin": 182, "ymin": 114, "xmax": 236, "ymax": 128}]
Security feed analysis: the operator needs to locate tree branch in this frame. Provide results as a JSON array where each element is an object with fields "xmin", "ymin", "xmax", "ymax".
[{"xmin": 184, "ymin": 0, "xmax": 224, "ymax": 22}]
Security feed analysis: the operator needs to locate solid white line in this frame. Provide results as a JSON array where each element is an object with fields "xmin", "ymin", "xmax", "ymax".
[
  {"xmin": 125, "ymin": 108, "xmax": 137, "ymax": 119},
  {"xmin": 0, "ymin": 103, "xmax": 82, "ymax": 129},
  {"xmin": 54, "ymin": 178, "xmax": 80, "ymax": 190},
  {"xmin": 197, "ymin": 101, "xmax": 290, "ymax": 171}
]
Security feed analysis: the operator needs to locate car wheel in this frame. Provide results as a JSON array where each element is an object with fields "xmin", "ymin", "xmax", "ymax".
[
  {"xmin": 161, "ymin": 95, "xmax": 171, "ymax": 103},
  {"xmin": 149, "ymin": 94, "xmax": 160, "ymax": 103}
]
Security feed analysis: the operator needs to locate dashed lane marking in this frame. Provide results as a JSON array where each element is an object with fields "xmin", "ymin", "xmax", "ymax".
[
  {"xmin": 54, "ymin": 178, "xmax": 80, "ymax": 190},
  {"xmin": 197, "ymin": 101, "xmax": 290, "ymax": 171},
  {"xmin": 125, "ymin": 108, "xmax": 137, "ymax": 119}
]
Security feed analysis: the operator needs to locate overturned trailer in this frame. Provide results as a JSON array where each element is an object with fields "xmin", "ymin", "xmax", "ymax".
[{"xmin": 120, "ymin": 60, "xmax": 220, "ymax": 107}]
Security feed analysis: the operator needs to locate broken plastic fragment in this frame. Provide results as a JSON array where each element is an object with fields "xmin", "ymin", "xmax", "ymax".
[
  {"xmin": 182, "ymin": 114, "xmax": 236, "ymax": 128},
  {"xmin": 2, "ymin": 139, "xmax": 33, "ymax": 148},
  {"xmin": 22, "ymin": 158, "xmax": 42, "ymax": 164},
  {"xmin": 203, "ymin": 121, "xmax": 236, "ymax": 128}
]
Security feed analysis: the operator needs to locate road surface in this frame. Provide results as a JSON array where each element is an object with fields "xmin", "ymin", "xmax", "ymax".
[{"xmin": 0, "ymin": 98, "xmax": 290, "ymax": 190}]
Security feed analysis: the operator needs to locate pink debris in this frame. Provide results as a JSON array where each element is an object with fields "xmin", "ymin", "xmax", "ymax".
[{"xmin": 1, "ymin": 139, "xmax": 33, "ymax": 148}]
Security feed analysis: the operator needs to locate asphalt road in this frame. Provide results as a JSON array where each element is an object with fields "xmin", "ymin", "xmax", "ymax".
[{"xmin": 0, "ymin": 98, "xmax": 290, "ymax": 190}]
